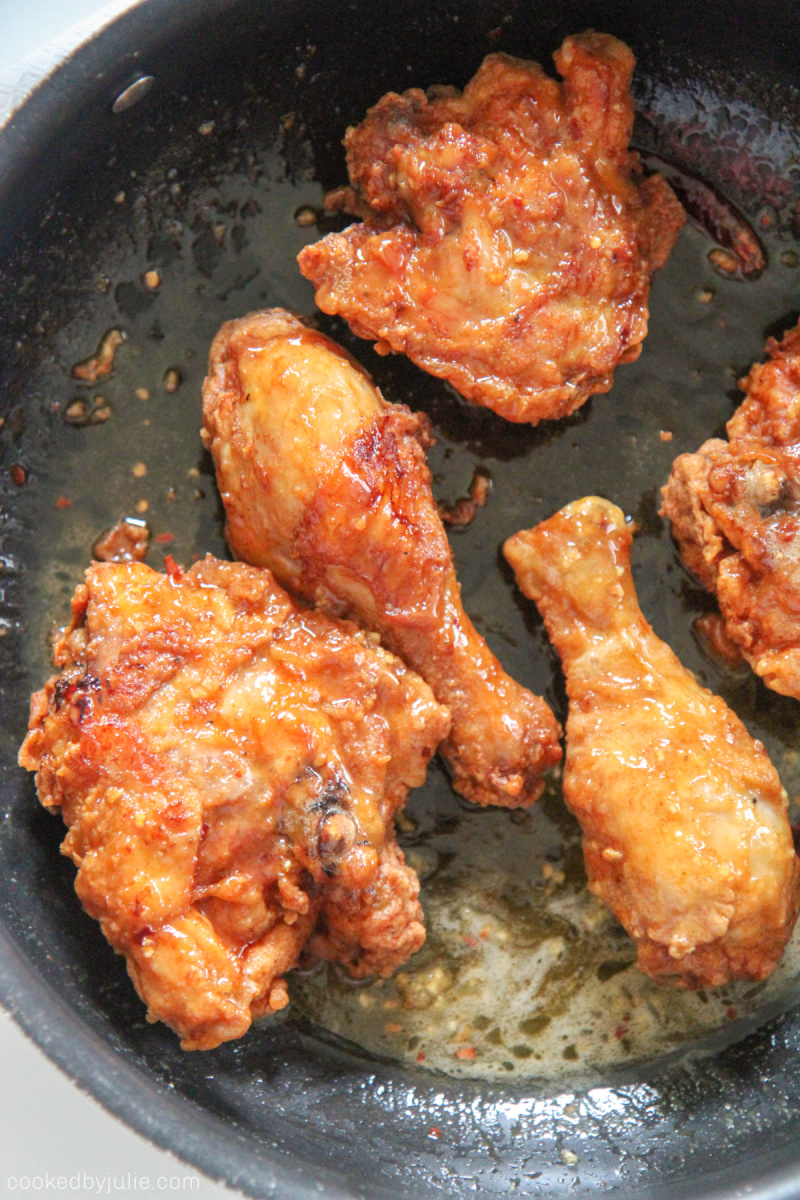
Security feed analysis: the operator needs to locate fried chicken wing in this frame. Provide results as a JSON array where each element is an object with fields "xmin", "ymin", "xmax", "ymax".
[
  {"xmin": 201, "ymin": 308, "xmax": 561, "ymax": 807},
  {"xmin": 297, "ymin": 34, "xmax": 685, "ymax": 425},
  {"xmin": 661, "ymin": 321, "xmax": 800, "ymax": 699},
  {"xmin": 504, "ymin": 497, "xmax": 799, "ymax": 987},
  {"xmin": 19, "ymin": 556, "xmax": 449, "ymax": 1049}
]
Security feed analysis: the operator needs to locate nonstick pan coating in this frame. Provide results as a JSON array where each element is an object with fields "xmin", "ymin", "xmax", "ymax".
[{"xmin": 2, "ymin": 1, "xmax": 800, "ymax": 1197}]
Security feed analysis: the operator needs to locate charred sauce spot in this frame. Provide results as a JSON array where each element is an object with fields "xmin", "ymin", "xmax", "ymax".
[
  {"xmin": 57, "ymin": 674, "xmax": 101, "ymax": 715},
  {"xmin": 74, "ymin": 676, "xmax": 102, "ymax": 723},
  {"xmin": 74, "ymin": 681, "xmax": 100, "ymax": 715},
  {"xmin": 317, "ymin": 811, "xmax": 358, "ymax": 870},
  {"xmin": 77, "ymin": 675, "xmax": 102, "ymax": 696},
  {"xmin": 54, "ymin": 679, "xmax": 77, "ymax": 710},
  {"xmin": 309, "ymin": 772, "xmax": 351, "ymax": 815}
]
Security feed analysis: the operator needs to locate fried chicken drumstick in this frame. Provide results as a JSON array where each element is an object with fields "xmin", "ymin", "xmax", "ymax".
[
  {"xmin": 298, "ymin": 33, "xmax": 685, "ymax": 425},
  {"xmin": 661, "ymin": 321, "xmax": 800, "ymax": 699},
  {"xmin": 201, "ymin": 308, "xmax": 561, "ymax": 807},
  {"xmin": 19, "ymin": 557, "xmax": 449, "ymax": 1049},
  {"xmin": 505, "ymin": 497, "xmax": 799, "ymax": 987}
]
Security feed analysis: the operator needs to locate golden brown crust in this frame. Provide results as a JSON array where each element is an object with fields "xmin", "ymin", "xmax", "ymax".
[
  {"xmin": 19, "ymin": 557, "xmax": 448, "ymax": 1049},
  {"xmin": 505, "ymin": 497, "xmax": 800, "ymax": 988},
  {"xmin": 201, "ymin": 308, "xmax": 562, "ymax": 807},
  {"xmin": 661, "ymin": 322, "xmax": 800, "ymax": 698},
  {"xmin": 311, "ymin": 839, "xmax": 426, "ymax": 978},
  {"xmin": 298, "ymin": 35, "xmax": 685, "ymax": 425}
]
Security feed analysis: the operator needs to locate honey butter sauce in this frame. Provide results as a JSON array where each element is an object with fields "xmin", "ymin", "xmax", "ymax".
[{"xmin": 290, "ymin": 753, "xmax": 800, "ymax": 1082}]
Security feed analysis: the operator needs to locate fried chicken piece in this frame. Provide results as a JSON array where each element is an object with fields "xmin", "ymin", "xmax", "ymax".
[
  {"xmin": 662, "ymin": 322, "xmax": 800, "ymax": 699},
  {"xmin": 504, "ymin": 497, "xmax": 799, "ymax": 987},
  {"xmin": 19, "ymin": 556, "xmax": 449, "ymax": 1049},
  {"xmin": 297, "ymin": 34, "xmax": 685, "ymax": 425},
  {"xmin": 201, "ymin": 308, "xmax": 561, "ymax": 807}
]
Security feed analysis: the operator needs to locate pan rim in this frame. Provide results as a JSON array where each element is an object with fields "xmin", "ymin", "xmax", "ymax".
[
  {"xmin": 3, "ymin": 3, "xmax": 800, "ymax": 1197},
  {"xmin": 0, "ymin": 0, "xmax": 147, "ymax": 130}
]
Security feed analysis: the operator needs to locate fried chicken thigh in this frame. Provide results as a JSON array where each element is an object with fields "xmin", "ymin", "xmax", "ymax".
[
  {"xmin": 19, "ymin": 557, "xmax": 449, "ymax": 1049},
  {"xmin": 504, "ymin": 497, "xmax": 799, "ymax": 987},
  {"xmin": 298, "ymin": 34, "xmax": 685, "ymax": 425},
  {"xmin": 201, "ymin": 308, "xmax": 561, "ymax": 807},
  {"xmin": 661, "ymin": 321, "xmax": 800, "ymax": 699}
]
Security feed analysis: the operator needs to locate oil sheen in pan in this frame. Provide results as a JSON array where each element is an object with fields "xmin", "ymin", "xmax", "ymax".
[
  {"xmin": 7, "ymin": 92, "xmax": 800, "ymax": 1083},
  {"xmin": 292, "ymin": 227, "xmax": 800, "ymax": 1079}
]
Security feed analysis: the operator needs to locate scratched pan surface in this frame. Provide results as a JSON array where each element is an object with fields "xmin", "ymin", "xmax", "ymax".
[{"xmin": 2, "ymin": 1, "xmax": 800, "ymax": 1197}]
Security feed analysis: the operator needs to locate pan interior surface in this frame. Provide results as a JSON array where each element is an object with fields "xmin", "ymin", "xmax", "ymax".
[{"xmin": 2, "ymin": 1, "xmax": 800, "ymax": 1197}]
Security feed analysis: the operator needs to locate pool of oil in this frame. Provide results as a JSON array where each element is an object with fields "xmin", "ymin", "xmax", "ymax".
[
  {"xmin": 2, "ymin": 44, "xmax": 800, "ymax": 1091},
  {"xmin": 292, "ymin": 766, "xmax": 800, "ymax": 1081}
]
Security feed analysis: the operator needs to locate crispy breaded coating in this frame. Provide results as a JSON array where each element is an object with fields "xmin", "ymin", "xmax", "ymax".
[
  {"xmin": 661, "ymin": 322, "xmax": 800, "ymax": 699},
  {"xmin": 201, "ymin": 308, "xmax": 561, "ymax": 807},
  {"xmin": 298, "ymin": 34, "xmax": 685, "ymax": 425},
  {"xmin": 19, "ymin": 557, "xmax": 449, "ymax": 1049},
  {"xmin": 505, "ymin": 497, "xmax": 799, "ymax": 987}
]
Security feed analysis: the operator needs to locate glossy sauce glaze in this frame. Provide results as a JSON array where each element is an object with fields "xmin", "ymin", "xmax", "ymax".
[{"xmin": 5, "ymin": 83, "xmax": 800, "ymax": 1081}]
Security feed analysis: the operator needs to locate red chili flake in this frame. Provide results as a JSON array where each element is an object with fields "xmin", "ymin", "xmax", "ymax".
[
  {"xmin": 726, "ymin": 1006, "xmax": 737, "ymax": 1020},
  {"xmin": 10, "ymin": 464, "xmax": 27, "ymax": 486},
  {"xmin": 163, "ymin": 554, "xmax": 182, "ymax": 579},
  {"xmin": 463, "ymin": 935, "xmax": 479, "ymax": 948},
  {"xmin": 55, "ymin": 496, "xmax": 73, "ymax": 509},
  {"xmin": 154, "ymin": 532, "xmax": 174, "ymax": 544},
  {"xmin": 455, "ymin": 1046, "xmax": 476, "ymax": 1060},
  {"xmin": 428, "ymin": 1128, "xmax": 440, "ymax": 1140},
  {"xmin": 416, "ymin": 1050, "xmax": 426, "ymax": 1063},
  {"xmin": 614, "ymin": 1026, "xmax": 626, "ymax": 1039}
]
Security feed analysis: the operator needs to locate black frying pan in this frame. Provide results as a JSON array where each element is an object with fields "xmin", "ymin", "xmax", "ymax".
[{"xmin": 2, "ymin": 1, "xmax": 800, "ymax": 1196}]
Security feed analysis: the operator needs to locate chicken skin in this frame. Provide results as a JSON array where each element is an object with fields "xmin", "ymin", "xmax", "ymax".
[
  {"xmin": 201, "ymin": 308, "xmax": 561, "ymax": 807},
  {"xmin": 298, "ymin": 34, "xmax": 685, "ymax": 425},
  {"xmin": 19, "ymin": 557, "xmax": 449, "ymax": 1049},
  {"xmin": 504, "ymin": 497, "xmax": 799, "ymax": 987},
  {"xmin": 661, "ymin": 321, "xmax": 800, "ymax": 699}
]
